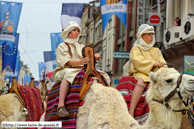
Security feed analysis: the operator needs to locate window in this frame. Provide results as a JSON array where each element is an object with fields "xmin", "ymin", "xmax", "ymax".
[
  {"xmin": 100, "ymin": 23, "xmax": 102, "ymax": 37},
  {"xmin": 109, "ymin": 18, "xmax": 112, "ymax": 28},
  {"xmin": 96, "ymin": 27, "xmax": 98, "ymax": 42},
  {"xmin": 87, "ymin": 32, "xmax": 90, "ymax": 44},
  {"xmin": 119, "ymin": 21, "xmax": 125, "ymax": 37},
  {"xmin": 90, "ymin": 28, "xmax": 93, "ymax": 43},
  {"xmin": 118, "ymin": 43, "xmax": 124, "ymax": 73}
]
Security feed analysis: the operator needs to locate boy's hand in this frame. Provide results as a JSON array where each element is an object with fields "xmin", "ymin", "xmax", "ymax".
[
  {"xmin": 81, "ymin": 57, "xmax": 90, "ymax": 65},
  {"xmin": 154, "ymin": 62, "xmax": 165, "ymax": 67},
  {"xmin": 95, "ymin": 53, "xmax": 102, "ymax": 60}
]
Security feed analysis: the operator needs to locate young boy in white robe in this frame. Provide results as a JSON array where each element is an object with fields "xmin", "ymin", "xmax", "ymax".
[{"xmin": 52, "ymin": 21, "xmax": 110, "ymax": 117}]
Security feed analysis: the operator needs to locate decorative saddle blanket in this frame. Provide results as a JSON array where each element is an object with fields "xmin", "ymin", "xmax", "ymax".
[
  {"xmin": 17, "ymin": 85, "xmax": 44, "ymax": 121},
  {"xmin": 45, "ymin": 70, "xmax": 108, "ymax": 128},
  {"xmin": 115, "ymin": 76, "xmax": 149, "ymax": 124}
]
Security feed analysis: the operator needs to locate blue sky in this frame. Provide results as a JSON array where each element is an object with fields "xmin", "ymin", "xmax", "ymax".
[{"xmin": 1, "ymin": 0, "xmax": 92, "ymax": 80}]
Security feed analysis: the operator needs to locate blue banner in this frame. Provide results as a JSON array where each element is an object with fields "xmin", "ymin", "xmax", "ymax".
[
  {"xmin": 2, "ymin": 33, "xmax": 19, "ymax": 72},
  {"xmin": 61, "ymin": 3, "xmax": 84, "ymax": 30},
  {"xmin": 44, "ymin": 51, "xmax": 53, "ymax": 74},
  {"xmin": 34, "ymin": 81, "xmax": 40, "ymax": 87},
  {"xmin": 38, "ymin": 62, "xmax": 45, "ymax": 81},
  {"xmin": 100, "ymin": 0, "xmax": 127, "ymax": 32},
  {"xmin": 5, "ymin": 51, "xmax": 20, "ymax": 81},
  {"xmin": 0, "ymin": 1, "xmax": 22, "ymax": 50},
  {"xmin": 51, "ymin": 33, "xmax": 64, "ymax": 69},
  {"xmin": 9, "ymin": 76, "xmax": 12, "ymax": 84},
  {"xmin": 15, "ymin": 51, "xmax": 20, "ymax": 81},
  {"xmin": 24, "ymin": 74, "xmax": 32, "ymax": 86}
]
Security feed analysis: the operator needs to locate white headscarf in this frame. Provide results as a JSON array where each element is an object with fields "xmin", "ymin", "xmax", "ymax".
[
  {"xmin": 61, "ymin": 21, "xmax": 81, "ymax": 45},
  {"xmin": 134, "ymin": 24, "xmax": 155, "ymax": 50}
]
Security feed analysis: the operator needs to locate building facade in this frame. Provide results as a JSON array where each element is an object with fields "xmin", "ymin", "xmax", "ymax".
[
  {"xmin": 18, "ymin": 62, "xmax": 31, "ymax": 86},
  {"xmin": 0, "ymin": 57, "xmax": 6, "ymax": 88},
  {"xmin": 80, "ymin": 0, "xmax": 194, "ymax": 87},
  {"xmin": 162, "ymin": 0, "xmax": 194, "ymax": 74},
  {"xmin": 80, "ymin": 0, "xmax": 115, "ymax": 85},
  {"xmin": 112, "ymin": 0, "xmax": 133, "ymax": 87}
]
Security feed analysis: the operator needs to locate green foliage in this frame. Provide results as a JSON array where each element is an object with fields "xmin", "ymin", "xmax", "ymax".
[{"xmin": 154, "ymin": 43, "xmax": 160, "ymax": 48}]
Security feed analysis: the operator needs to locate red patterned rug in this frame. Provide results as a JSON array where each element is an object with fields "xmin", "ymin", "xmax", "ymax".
[
  {"xmin": 115, "ymin": 76, "xmax": 149, "ymax": 124},
  {"xmin": 17, "ymin": 85, "xmax": 44, "ymax": 121},
  {"xmin": 45, "ymin": 70, "xmax": 108, "ymax": 129}
]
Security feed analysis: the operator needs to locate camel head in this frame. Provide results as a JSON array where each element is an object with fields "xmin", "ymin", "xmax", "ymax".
[
  {"xmin": 147, "ymin": 67, "xmax": 194, "ymax": 103},
  {"xmin": 144, "ymin": 67, "xmax": 194, "ymax": 129}
]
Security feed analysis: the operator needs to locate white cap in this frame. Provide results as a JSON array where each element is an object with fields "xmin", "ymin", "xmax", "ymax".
[
  {"xmin": 136, "ymin": 24, "xmax": 155, "ymax": 39},
  {"xmin": 61, "ymin": 21, "xmax": 81, "ymax": 41}
]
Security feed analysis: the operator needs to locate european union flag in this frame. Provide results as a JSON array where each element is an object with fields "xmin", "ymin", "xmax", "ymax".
[
  {"xmin": 2, "ymin": 33, "xmax": 19, "ymax": 72},
  {"xmin": 5, "ymin": 51, "xmax": 20, "ymax": 81}
]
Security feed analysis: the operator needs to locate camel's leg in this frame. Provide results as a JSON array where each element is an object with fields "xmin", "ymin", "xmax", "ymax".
[
  {"xmin": 102, "ymin": 124, "xmax": 109, "ymax": 129},
  {"xmin": 39, "ymin": 112, "xmax": 46, "ymax": 121}
]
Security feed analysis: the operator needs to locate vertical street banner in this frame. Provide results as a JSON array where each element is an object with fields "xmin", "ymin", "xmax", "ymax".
[
  {"xmin": 0, "ymin": 1, "xmax": 22, "ymax": 50},
  {"xmin": 24, "ymin": 74, "xmax": 32, "ymax": 86},
  {"xmin": 2, "ymin": 33, "xmax": 19, "ymax": 72},
  {"xmin": 34, "ymin": 81, "xmax": 40, "ymax": 87},
  {"xmin": 16, "ymin": 56, "xmax": 20, "ymax": 81},
  {"xmin": 61, "ymin": 3, "xmax": 84, "ymax": 31},
  {"xmin": 5, "ymin": 51, "xmax": 20, "ymax": 81},
  {"xmin": 100, "ymin": 0, "xmax": 127, "ymax": 32},
  {"xmin": 50, "ymin": 33, "xmax": 64, "ymax": 69},
  {"xmin": 38, "ymin": 62, "xmax": 45, "ymax": 81},
  {"xmin": 44, "ymin": 51, "xmax": 53, "ymax": 74},
  {"xmin": 183, "ymin": 56, "xmax": 194, "ymax": 75}
]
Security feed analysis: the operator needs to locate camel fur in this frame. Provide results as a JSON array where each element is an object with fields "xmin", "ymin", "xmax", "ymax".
[
  {"xmin": 0, "ymin": 93, "xmax": 27, "ymax": 129},
  {"xmin": 0, "ymin": 93, "xmax": 47, "ymax": 129},
  {"xmin": 76, "ymin": 80, "xmax": 138, "ymax": 129},
  {"xmin": 76, "ymin": 67, "xmax": 194, "ymax": 129}
]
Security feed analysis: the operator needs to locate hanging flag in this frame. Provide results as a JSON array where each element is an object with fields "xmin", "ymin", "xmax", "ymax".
[
  {"xmin": 24, "ymin": 74, "xmax": 32, "ymax": 86},
  {"xmin": 2, "ymin": 33, "xmax": 19, "ymax": 72},
  {"xmin": 61, "ymin": 3, "xmax": 84, "ymax": 31},
  {"xmin": 50, "ymin": 33, "xmax": 64, "ymax": 69},
  {"xmin": 8, "ymin": 76, "xmax": 12, "ymax": 84},
  {"xmin": 43, "ymin": 51, "xmax": 53, "ymax": 74},
  {"xmin": 34, "ymin": 81, "xmax": 40, "ymax": 87},
  {"xmin": 5, "ymin": 51, "xmax": 20, "ymax": 81},
  {"xmin": 15, "ymin": 51, "xmax": 20, "ymax": 81},
  {"xmin": 101, "ymin": 0, "xmax": 127, "ymax": 32},
  {"xmin": 38, "ymin": 62, "xmax": 45, "ymax": 81},
  {"xmin": 0, "ymin": 1, "xmax": 22, "ymax": 50}
]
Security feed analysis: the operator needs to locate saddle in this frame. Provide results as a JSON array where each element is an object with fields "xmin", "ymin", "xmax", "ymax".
[
  {"xmin": 8, "ymin": 77, "xmax": 36, "ymax": 109},
  {"xmin": 79, "ymin": 46, "xmax": 109, "ymax": 101}
]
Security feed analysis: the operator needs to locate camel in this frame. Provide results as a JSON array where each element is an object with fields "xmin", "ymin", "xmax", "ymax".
[
  {"xmin": 0, "ymin": 77, "xmax": 46, "ymax": 129},
  {"xmin": 76, "ymin": 67, "xmax": 194, "ymax": 129},
  {"xmin": 36, "ymin": 76, "xmax": 53, "ymax": 101}
]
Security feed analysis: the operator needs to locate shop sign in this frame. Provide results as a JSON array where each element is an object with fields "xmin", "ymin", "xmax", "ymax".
[
  {"xmin": 148, "ymin": 13, "xmax": 161, "ymax": 26},
  {"xmin": 183, "ymin": 56, "xmax": 194, "ymax": 75},
  {"xmin": 113, "ymin": 51, "xmax": 130, "ymax": 59}
]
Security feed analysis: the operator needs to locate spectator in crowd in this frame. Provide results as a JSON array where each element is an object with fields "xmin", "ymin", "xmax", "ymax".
[
  {"xmin": 168, "ymin": 17, "xmax": 181, "ymax": 29},
  {"xmin": 187, "ymin": 13, "xmax": 194, "ymax": 19}
]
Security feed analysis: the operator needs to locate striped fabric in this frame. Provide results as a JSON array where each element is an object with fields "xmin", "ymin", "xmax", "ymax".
[
  {"xmin": 45, "ymin": 70, "xmax": 108, "ymax": 128},
  {"xmin": 17, "ymin": 85, "xmax": 44, "ymax": 121},
  {"xmin": 115, "ymin": 76, "xmax": 149, "ymax": 124}
]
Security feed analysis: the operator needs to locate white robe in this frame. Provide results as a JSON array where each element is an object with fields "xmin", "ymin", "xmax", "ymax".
[{"xmin": 52, "ymin": 43, "xmax": 110, "ymax": 84}]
